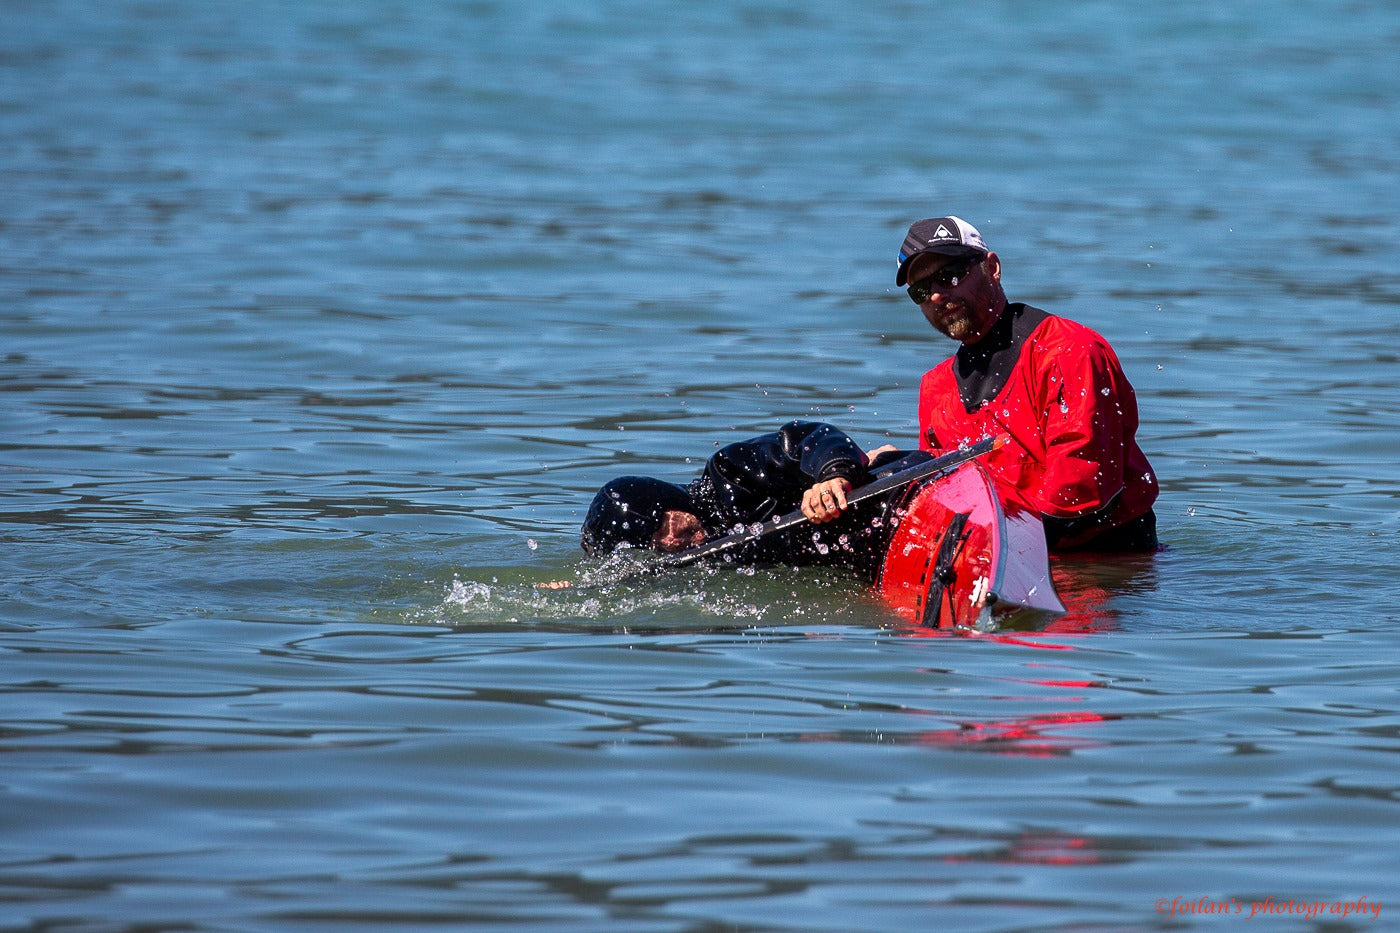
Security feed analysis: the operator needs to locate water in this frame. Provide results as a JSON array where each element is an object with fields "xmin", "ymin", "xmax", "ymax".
[{"xmin": 3, "ymin": 1, "xmax": 1399, "ymax": 929}]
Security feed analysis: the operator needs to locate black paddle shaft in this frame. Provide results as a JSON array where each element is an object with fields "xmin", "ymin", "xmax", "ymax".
[{"xmin": 659, "ymin": 434, "xmax": 1002, "ymax": 570}]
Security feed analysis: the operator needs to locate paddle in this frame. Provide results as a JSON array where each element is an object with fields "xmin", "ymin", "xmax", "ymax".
[{"xmin": 657, "ymin": 434, "xmax": 1004, "ymax": 571}]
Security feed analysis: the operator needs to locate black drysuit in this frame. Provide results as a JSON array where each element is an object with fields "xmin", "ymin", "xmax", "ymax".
[{"xmin": 581, "ymin": 420, "xmax": 928, "ymax": 581}]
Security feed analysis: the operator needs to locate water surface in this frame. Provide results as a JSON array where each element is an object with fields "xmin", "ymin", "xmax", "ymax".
[{"xmin": 3, "ymin": 2, "xmax": 1399, "ymax": 929}]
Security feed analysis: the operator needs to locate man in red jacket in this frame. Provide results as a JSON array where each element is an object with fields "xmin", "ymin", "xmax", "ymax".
[{"xmin": 894, "ymin": 215, "xmax": 1159, "ymax": 551}]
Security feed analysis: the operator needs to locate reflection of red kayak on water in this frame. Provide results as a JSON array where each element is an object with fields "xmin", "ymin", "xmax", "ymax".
[{"xmin": 877, "ymin": 460, "xmax": 1065, "ymax": 631}]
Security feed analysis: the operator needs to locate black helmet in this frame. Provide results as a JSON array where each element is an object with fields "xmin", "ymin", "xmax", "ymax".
[{"xmin": 580, "ymin": 476, "xmax": 697, "ymax": 556}]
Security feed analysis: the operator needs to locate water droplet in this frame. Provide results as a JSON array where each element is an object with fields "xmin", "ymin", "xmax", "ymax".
[{"xmin": 1100, "ymin": 387, "xmax": 1110, "ymax": 396}]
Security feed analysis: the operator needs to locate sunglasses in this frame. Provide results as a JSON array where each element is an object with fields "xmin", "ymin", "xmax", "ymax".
[{"xmin": 906, "ymin": 257, "xmax": 980, "ymax": 304}]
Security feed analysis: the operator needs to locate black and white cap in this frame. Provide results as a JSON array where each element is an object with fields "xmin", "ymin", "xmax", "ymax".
[{"xmin": 895, "ymin": 216, "xmax": 989, "ymax": 286}]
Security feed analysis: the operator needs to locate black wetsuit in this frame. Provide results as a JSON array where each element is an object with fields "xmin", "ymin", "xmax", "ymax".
[{"xmin": 582, "ymin": 420, "xmax": 929, "ymax": 582}]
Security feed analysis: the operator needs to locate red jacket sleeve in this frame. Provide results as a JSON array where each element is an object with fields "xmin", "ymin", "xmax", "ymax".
[{"xmin": 1024, "ymin": 332, "xmax": 1138, "ymax": 518}]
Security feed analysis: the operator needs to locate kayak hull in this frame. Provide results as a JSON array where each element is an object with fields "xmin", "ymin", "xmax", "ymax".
[{"xmin": 876, "ymin": 460, "xmax": 1064, "ymax": 631}]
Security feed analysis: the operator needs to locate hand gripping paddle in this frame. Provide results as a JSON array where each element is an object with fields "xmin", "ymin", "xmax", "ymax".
[{"xmin": 658, "ymin": 434, "xmax": 1005, "ymax": 571}]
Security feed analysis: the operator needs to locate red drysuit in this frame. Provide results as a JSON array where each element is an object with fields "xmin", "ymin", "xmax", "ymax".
[{"xmin": 918, "ymin": 305, "xmax": 1158, "ymax": 548}]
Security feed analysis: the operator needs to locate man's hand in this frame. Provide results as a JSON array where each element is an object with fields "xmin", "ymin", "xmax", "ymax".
[{"xmin": 802, "ymin": 477, "xmax": 853, "ymax": 524}]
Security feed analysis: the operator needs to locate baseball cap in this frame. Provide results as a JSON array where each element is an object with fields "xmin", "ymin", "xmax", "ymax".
[{"xmin": 895, "ymin": 216, "xmax": 989, "ymax": 286}]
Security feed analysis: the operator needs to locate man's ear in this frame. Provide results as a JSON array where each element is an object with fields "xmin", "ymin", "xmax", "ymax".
[{"xmin": 983, "ymin": 251, "xmax": 1001, "ymax": 283}]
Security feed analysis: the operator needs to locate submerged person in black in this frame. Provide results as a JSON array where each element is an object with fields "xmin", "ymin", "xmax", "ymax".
[{"xmin": 580, "ymin": 420, "xmax": 929, "ymax": 581}]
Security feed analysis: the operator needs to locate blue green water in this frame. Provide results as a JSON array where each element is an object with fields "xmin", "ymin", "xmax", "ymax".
[{"xmin": 3, "ymin": 2, "xmax": 1399, "ymax": 929}]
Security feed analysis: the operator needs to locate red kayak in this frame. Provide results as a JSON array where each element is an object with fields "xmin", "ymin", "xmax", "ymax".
[{"xmin": 877, "ymin": 460, "xmax": 1064, "ymax": 631}]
